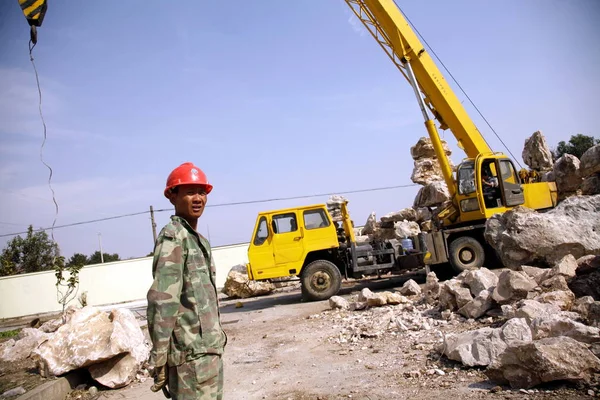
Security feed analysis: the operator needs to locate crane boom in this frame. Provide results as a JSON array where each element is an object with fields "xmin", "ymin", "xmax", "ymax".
[{"xmin": 344, "ymin": 0, "xmax": 493, "ymax": 159}]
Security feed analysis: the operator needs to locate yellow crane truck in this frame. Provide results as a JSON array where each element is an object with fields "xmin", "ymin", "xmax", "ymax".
[
  {"xmin": 246, "ymin": 200, "xmax": 427, "ymax": 301},
  {"xmin": 247, "ymin": 0, "xmax": 558, "ymax": 300}
]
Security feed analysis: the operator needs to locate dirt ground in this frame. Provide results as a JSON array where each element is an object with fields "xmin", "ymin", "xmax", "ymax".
[
  {"xmin": 1, "ymin": 273, "xmax": 597, "ymax": 400},
  {"xmin": 101, "ymin": 274, "xmax": 594, "ymax": 400}
]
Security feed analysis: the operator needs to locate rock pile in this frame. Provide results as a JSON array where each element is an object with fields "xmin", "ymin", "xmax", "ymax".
[
  {"xmin": 322, "ymin": 254, "xmax": 600, "ymax": 390},
  {"xmin": 410, "ymin": 137, "xmax": 452, "ymax": 208},
  {"xmin": 0, "ymin": 306, "xmax": 150, "ymax": 389}
]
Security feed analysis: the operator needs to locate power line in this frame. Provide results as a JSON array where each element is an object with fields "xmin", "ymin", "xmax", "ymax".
[{"xmin": 0, "ymin": 183, "xmax": 419, "ymax": 238}]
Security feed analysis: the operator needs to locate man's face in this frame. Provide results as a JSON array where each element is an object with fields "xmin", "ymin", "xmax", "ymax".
[{"xmin": 169, "ymin": 184, "xmax": 208, "ymax": 220}]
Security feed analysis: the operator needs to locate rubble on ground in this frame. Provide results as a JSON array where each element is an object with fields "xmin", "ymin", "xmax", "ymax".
[
  {"xmin": 222, "ymin": 265, "xmax": 276, "ymax": 299},
  {"xmin": 522, "ymin": 131, "xmax": 554, "ymax": 171},
  {"xmin": 1, "ymin": 305, "xmax": 150, "ymax": 390},
  {"xmin": 319, "ymin": 253, "xmax": 600, "ymax": 390},
  {"xmin": 484, "ymin": 194, "xmax": 600, "ymax": 269}
]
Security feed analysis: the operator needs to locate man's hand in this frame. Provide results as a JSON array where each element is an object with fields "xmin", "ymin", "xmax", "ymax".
[{"xmin": 150, "ymin": 365, "xmax": 169, "ymax": 393}]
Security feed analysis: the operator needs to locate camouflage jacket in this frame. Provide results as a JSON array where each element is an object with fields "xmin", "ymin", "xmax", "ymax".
[{"xmin": 147, "ymin": 215, "xmax": 227, "ymax": 367}]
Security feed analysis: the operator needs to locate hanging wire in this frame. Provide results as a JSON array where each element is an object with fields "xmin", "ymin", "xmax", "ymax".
[{"xmin": 29, "ymin": 38, "xmax": 59, "ymax": 244}]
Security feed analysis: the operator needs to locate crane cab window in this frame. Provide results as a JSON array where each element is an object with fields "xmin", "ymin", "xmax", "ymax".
[
  {"xmin": 253, "ymin": 216, "xmax": 269, "ymax": 246},
  {"xmin": 457, "ymin": 163, "xmax": 476, "ymax": 195},
  {"xmin": 303, "ymin": 209, "xmax": 330, "ymax": 230},
  {"xmin": 272, "ymin": 213, "xmax": 297, "ymax": 234}
]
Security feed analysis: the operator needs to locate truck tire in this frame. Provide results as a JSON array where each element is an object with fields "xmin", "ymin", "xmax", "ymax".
[
  {"xmin": 301, "ymin": 260, "xmax": 342, "ymax": 301},
  {"xmin": 448, "ymin": 236, "xmax": 485, "ymax": 273}
]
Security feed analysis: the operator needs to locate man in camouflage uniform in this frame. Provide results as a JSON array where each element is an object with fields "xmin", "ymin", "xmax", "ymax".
[{"xmin": 147, "ymin": 162, "xmax": 227, "ymax": 400}]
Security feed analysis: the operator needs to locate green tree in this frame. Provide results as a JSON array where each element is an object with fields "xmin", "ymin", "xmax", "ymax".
[
  {"xmin": 88, "ymin": 251, "xmax": 120, "ymax": 265},
  {"xmin": 66, "ymin": 253, "xmax": 89, "ymax": 268},
  {"xmin": 0, "ymin": 225, "xmax": 61, "ymax": 276},
  {"xmin": 553, "ymin": 134, "xmax": 599, "ymax": 160}
]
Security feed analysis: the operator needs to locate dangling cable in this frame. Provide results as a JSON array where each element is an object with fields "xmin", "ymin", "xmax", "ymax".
[{"xmin": 29, "ymin": 39, "xmax": 59, "ymax": 244}]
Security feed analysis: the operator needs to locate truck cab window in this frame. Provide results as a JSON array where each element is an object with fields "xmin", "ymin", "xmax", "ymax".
[
  {"xmin": 253, "ymin": 216, "xmax": 269, "ymax": 246},
  {"xmin": 272, "ymin": 213, "xmax": 297, "ymax": 234},
  {"xmin": 303, "ymin": 209, "xmax": 330, "ymax": 229}
]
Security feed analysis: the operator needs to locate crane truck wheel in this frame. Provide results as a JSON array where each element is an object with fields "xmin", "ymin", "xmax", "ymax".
[
  {"xmin": 448, "ymin": 236, "xmax": 485, "ymax": 273},
  {"xmin": 300, "ymin": 260, "xmax": 342, "ymax": 302}
]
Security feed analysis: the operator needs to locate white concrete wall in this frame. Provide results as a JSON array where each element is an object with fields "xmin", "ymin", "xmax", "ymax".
[{"xmin": 0, "ymin": 242, "xmax": 249, "ymax": 320}]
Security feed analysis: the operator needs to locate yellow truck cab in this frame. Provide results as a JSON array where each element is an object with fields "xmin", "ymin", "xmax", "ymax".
[{"xmin": 247, "ymin": 201, "xmax": 427, "ymax": 301}]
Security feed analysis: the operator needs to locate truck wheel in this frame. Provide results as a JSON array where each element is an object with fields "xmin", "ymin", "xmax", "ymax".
[
  {"xmin": 301, "ymin": 260, "xmax": 342, "ymax": 301},
  {"xmin": 448, "ymin": 236, "xmax": 485, "ymax": 273}
]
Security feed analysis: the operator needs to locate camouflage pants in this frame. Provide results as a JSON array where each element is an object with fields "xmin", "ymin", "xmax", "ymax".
[{"xmin": 167, "ymin": 354, "xmax": 223, "ymax": 400}]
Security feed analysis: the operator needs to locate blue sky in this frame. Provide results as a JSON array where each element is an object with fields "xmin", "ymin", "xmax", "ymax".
[{"xmin": 0, "ymin": 0, "xmax": 598, "ymax": 261}]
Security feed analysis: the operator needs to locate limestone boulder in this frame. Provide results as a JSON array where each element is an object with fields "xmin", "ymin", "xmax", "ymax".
[
  {"xmin": 394, "ymin": 220, "xmax": 420, "ymax": 239},
  {"xmin": 519, "ymin": 266, "xmax": 548, "ymax": 284},
  {"xmin": 553, "ymin": 154, "xmax": 582, "ymax": 195},
  {"xmin": 222, "ymin": 269, "xmax": 275, "ymax": 299},
  {"xmin": 443, "ymin": 327, "xmax": 507, "ymax": 367},
  {"xmin": 361, "ymin": 212, "xmax": 378, "ymax": 235},
  {"xmin": 410, "ymin": 136, "xmax": 451, "ymax": 160},
  {"xmin": 413, "ymin": 181, "xmax": 451, "ymax": 208},
  {"xmin": 33, "ymin": 307, "xmax": 150, "ymax": 386},
  {"xmin": 522, "ymin": 131, "xmax": 554, "ymax": 171},
  {"xmin": 484, "ymin": 195, "xmax": 600, "ymax": 269},
  {"xmin": 329, "ymin": 296, "xmax": 349, "ymax": 310},
  {"xmin": 380, "ymin": 208, "xmax": 417, "ymax": 223},
  {"xmin": 399, "ymin": 279, "xmax": 422, "ymax": 296},
  {"xmin": 581, "ymin": 174, "xmax": 600, "ymax": 195},
  {"xmin": 414, "ymin": 207, "xmax": 432, "ymax": 223},
  {"xmin": 485, "ymin": 337, "xmax": 600, "ymax": 389},
  {"xmin": 424, "ymin": 272, "xmax": 440, "ymax": 304},
  {"xmin": 534, "ymin": 290, "xmax": 575, "ymax": 311},
  {"xmin": 580, "ymin": 145, "xmax": 600, "ymax": 178},
  {"xmin": 458, "ymin": 288, "xmax": 494, "ymax": 319},
  {"xmin": 411, "ymin": 158, "xmax": 445, "ymax": 185},
  {"xmin": 462, "ymin": 267, "xmax": 498, "ymax": 297},
  {"xmin": 530, "ymin": 315, "xmax": 600, "ymax": 344},
  {"xmin": 492, "ymin": 270, "xmax": 538, "ymax": 305},
  {"xmin": 572, "ymin": 296, "xmax": 594, "ymax": 319},
  {"xmin": 540, "ymin": 275, "xmax": 570, "ymax": 293}
]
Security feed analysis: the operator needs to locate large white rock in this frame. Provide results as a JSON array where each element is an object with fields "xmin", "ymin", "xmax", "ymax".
[
  {"xmin": 361, "ymin": 212, "xmax": 378, "ymax": 235},
  {"xmin": 534, "ymin": 290, "xmax": 575, "ymax": 311},
  {"xmin": 462, "ymin": 267, "xmax": 499, "ymax": 297},
  {"xmin": 484, "ymin": 195, "xmax": 600, "ymax": 269},
  {"xmin": 222, "ymin": 269, "xmax": 275, "ymax": 299},
  {"xmin": 530, "ymin": 315, "xmax": 600, "ymax": 344},
  {"xmin": 443, "ymin": 318, "xmax": 532, "ymax": 367},
  {"xmin": 458, "ymin": 288, "xmax": 494, "ymax": 319},
  {"xmin": 33, "ymin": 306, "xmax": 149, "ymax": 383},
  {"xmin": 413, "ymin": 181, "xmax": 451, "ymax": 208},
  {"xmin": 394, "ymin": 220, "xmax": 420, "ymax": 239},
  {"xmin": 380, "ymin": 208, "xmax": 417, "ymax": 223},
  {"xmin": 522, "ymin": 131, "xmax": 554, "ymax": 171},
  {"xmin": 399, "ymin": 279, "xmax": 422, "ymax": 296},
  {"xmin": 580, "ymin": 145, "xmax": 600, "ymax": 178},
  {"xmin": 492, "ymin": 270, "xmax": 538, "ymax": 304},
  {"xmin": 410, "ymin": 137, "xmax": 452, "ymax": 160},
  {"xmin": 553, "ymin": 154, "xmax": 583, "ymax": 195},
  {"xmin": 443, "ymin": 327, "xmax": 507, "ymax": 367},
  {"xmin": 411, "ymin": 158, "xmax": 445, "ymax": 185},
  {"xmin": 485, "ymin": 336, "xmax": 600, "ymax": 389}
]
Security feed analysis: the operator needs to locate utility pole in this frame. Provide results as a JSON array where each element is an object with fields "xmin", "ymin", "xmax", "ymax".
[
  {"xmin": 98, "ymin": 232, "xmax": 104, "ymax": 263},
  {"xmin": 150, "ymin": 205, "xmax": 157, "ymax": 244}
]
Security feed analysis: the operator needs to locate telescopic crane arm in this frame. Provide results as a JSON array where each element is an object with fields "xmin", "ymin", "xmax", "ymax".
[{"xmin": 344, "ymin": 1, "xmax": 493, "ymax": 179}]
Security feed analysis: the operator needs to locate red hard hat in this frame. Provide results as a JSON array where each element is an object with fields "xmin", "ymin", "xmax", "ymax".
[{"xmin": 164, "ymin": 162, "xmax": 213, "ymax": 198}]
